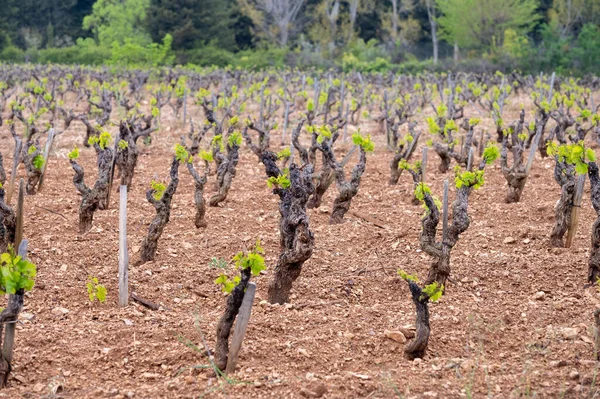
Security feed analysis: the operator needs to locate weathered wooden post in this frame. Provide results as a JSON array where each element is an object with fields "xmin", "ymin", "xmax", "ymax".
[
  {"xmin": 6, "ymin": 142, "xmax": 21, "ymax": 205},
  {"xmin": 182, "ymin": 87, "xmax": 187, "ymax": 126},
  {"xmin": 565, "ymin": 174, "xmax": 585, "ymax": 248},
  {"xmin": 37, "ymin": 128, "xmax": 55, "ymax": 191},
  {"xmin": 421, "ymin": 147, "xmax": 428, "ymax": 183},
  {"xmin": 225, "ymin": 282, "xmax": 257, "ymax": 374},
  {"xmin": 119, "ymin": 185, "xmax": 129, "ymax": 307}
]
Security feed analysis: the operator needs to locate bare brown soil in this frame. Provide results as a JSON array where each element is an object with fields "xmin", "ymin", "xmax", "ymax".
[{"xmin": 1, "ymin": 101, "xmax": 600, "ymax": 399}]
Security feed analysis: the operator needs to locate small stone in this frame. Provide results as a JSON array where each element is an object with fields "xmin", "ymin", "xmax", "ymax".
[
  {"xmin": 550, "ymin": 360, "xmax": 568, "ymax": 368},
  {"xmin": 33, "ymin": 383, "xmax": 45, "ymax": 392},
  {"xmin": 299, "ymin": 382, "xmax": 327, "ymax": 398},
  {"xmin": 461, "ymin": 359, "xmax": 475, "ymax": 371},
  {"xmin": 523, "ymin": 238, "xmax": 531, "ymax": 244},
  {"xmin": 569, "ymin": 370, "xmax": 580, "ymax": 381},
  {"xmin": 298, "ymin": 348, "xmax": 310, "ymax": 357},
  {"xmin": 184, "ymin": 375, "xmax": 195, "ymax": 384},
  {"xmin": 142, "ymin": 372, "xmax": 160, "ymax": 379},
  {"xmin": 384, "ymin": 330, "xmax": 407, "ymax": 344},
  {"xmin": 351, "ymin": 373, "xmax": 370, "ymax": 380},
  {"xmin": 561, "ymin": 327, "xmax": 578, "ymax": 340},
  {"xmin": 20, "ymin": 312, "xmax": 35, "ymax": 321},
  {"xmin": 60, "ymin": 264, "xmax": 68, "ymax": 272},
  {"xmin": 52, "ymin": 307, "xmax": 69, "ymax": 316},
  {"xmin": 503, "ymin": 237, "xmax": 516, "ymax": 244},
  {"xmin": 398, "ymin": 327, "xmax": 416, "ymax": 339},
  {"xmin": 123, "ymin": 319, "xmax": 134, "ymax": 326},
  {"xmin": 533, "ymin": 291, "xmax": 545, "ymax": 300}
]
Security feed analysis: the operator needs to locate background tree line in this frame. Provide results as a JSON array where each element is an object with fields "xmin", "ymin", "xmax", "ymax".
[{"xmin": 0, "ymin": 0, "xmax": 598, "ymax": 75}]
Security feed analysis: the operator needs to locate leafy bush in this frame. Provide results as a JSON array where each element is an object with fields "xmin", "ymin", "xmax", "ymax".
[{"xmin": 109, "ymin": 34, "xmax": 174, "ymax": 67}]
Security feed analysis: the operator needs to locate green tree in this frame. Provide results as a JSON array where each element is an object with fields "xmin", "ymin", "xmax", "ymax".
[
  {"xmin": 573, "ymin": 23, "xmax": 600, "ymax": 74},
  {"xmin": 83, "ymin": 0, "xmax": 151, "ymax": 46},
  {"xmin": 0, "ymin": 0, "xmax": 94, "ymax": 49},
  {"xmin": 437, "ymin": 0, "xmax": 540, "ymax": 51},
  {"xmin": 146, "ymin": 0, "xmax": 236, "ymax": 51}
]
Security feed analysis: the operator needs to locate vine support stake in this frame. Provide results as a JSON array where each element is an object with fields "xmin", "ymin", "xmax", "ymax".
[
  {"xmin": 182, "ymin": 87, "xmax": 187, "ymax": 126},
  {"xmin": 6, "ymin": 141, "xmax": 22, "ymax": 206},
  {"xmin": 467, "ymin": 147, "xmax": 474, "ymax": 172},
  {"xmin": 225, "ymin": 282, "xmax": 256, "ymax": 375},
  {"xmin": 118, "ymin": 185, "xmax": 129, "ymax": 307},
  {"xmin": 477, "ymin": 130, "xmax": 484, "ymax": 157},
  {"xmin": 525, "ymin": 125, "xmax": 544, "ymax": 176},
  {"xmin": 342, "ymin": 104, "xmax": 350, "ymax": 142},
  {"xmin": 566, "ymin": 174, "xmax": 585, "ymax": 248},
  {"xmin": 421, "ymin": 147, "xmax": 428, "ymax": 183},
  {"xmin": 281, "ymin": 101, "xmax": 290, "ymax": 145},
  {"xmin": 442, "ymin": 179, "xmax": 449, "ymax": 244},
  {"xmin": 547, "ymin": 72, "xmax": 556, "ymax": 103},
  {"xmin": 37, "ymin": 128, "xmax": 55, "ymax": 192},
  {"xmin": 15, "ymin": 179, "xmax": 25, "ymax": 250}
]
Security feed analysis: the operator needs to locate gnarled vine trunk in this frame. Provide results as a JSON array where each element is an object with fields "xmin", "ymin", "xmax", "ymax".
[
  {"xmin": 0, "ymin": 188, "xmax": 15, "ymax": 253},
  {"xmin": 187, "ymin": 162, "xmax": 208, "ymax": 228},
  {"xmin": 549, "ymin": 160, "xmax": 575, "ymax": 248},
  {"xmin": 268, "ymin": 164, "xmax": 315, "ymax": 304},
  {"xmin": 433, "ymin": 143, "xmax": 452, "ymax": 173},
  {"xmin": 209, "ymin": 142, "xmax": 240, "ymax": 207},
  {"xmin": 94, "ymin": 144, "xmax": 114, "ymax": 210},
  {"xmin": 404, "ymin": 281, "xmax": 430, "ymax": 360},
  {"xmin": 115, "ymin": 122, "xmax": 139, "ymax": 189},
  {"xmin": 501, "ymin": 110, "xmax": 528, "ymax": 203},
  {"xmin": 321, "ymin": 143, "xmax": 367, "ymax": 224},
  {"xmin": 70, "ymin": 159, "xmax": 106, "ymax": 234},
  {"xmin": 587, "ymin": 162, "xmax": 600, "ymax": 283},
  {"xmin": 139, "ymin": 158, "xmax": 180, "ymax": 264}
]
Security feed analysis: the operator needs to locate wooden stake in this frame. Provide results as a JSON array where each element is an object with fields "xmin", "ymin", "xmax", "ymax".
[
  {"xmin": 258, "ymin": 88, "xmax": 265, "ymax": 129},
  {"xmin": 421, "ymin": 147, "xmax": 428, "ymax": 183},
  {"xmin": 477, "ymin": 130, "xmax": 484, "ymax": 157},
  {"xmin": 14, "ymin": 179, "xmax": 24, "ymax": 250},
  {"xmin": 565, "ymin": 174, "xmax": 585, "ymax": 248},
  {"xmin": 225, "ymin": 282, "xmax": 256, "ymax": 374},
  {"xmin": 281, "ymin": 102, "xmax": 290, "ymax": 145},
  {"xmin": 525, "ymin": 124, "xmax": 545, "ymax": 176},
  {"xmin": 340, "ymin": 80, "xmax": 345, "ymax": 115},
  {"xmin": 342, "ymin": 104, "xmax": 350, "ymax": 142},
  {"xmin": 442, "ymin": 179, "xmax": 449, "ymax": 245},
  {"xmin": 467, "ymin": 147, "xmax": 474, "ymax": 171},
  {"xmin": 182, "ymin": 87, "xmax": 187, "ymax": 126},
  {"xmin": 547, "ymin": 72, "xmax": 556, "ymax": 103},
  {"xmin": 119, "ymin": 185, "xmax": 129, "ymax": 307},
  {"xmin": 594, "ymin": 308, "xmax": 600, "ymax": 360},
  {"xmin": 37, "ymin": 128, "xmax": 55, "ymax": 192},
  {"xmin": 6, "ymin": 141, "xmax": 21, "ymax": 206}
]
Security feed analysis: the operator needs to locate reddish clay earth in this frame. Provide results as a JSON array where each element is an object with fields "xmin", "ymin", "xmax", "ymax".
[{"xmin": 0, "ymin": 99, "xmax": 599, "ymax": 399}]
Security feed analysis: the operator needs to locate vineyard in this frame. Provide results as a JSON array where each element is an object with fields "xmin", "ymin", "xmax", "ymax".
[{"xmin": 0, "ymin": 65, "xmax": 600, "ymax": 398}]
